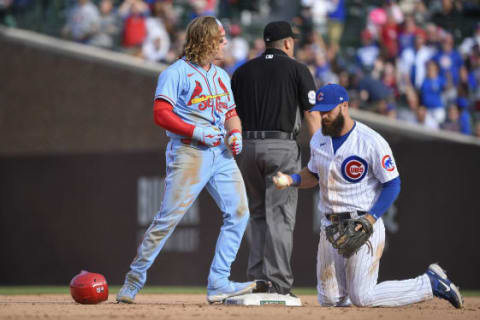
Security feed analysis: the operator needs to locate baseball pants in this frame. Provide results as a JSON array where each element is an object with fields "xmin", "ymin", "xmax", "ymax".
[
  {"xmin": 236, "ymin": 139, "xmax": 300, "ymax": 294},
  {"xmin": 124, "ymin": 139, "xmax": 250, "ymax": 289},
  {"xmin": 316, "ymin": 218, "xmax": 433, "ymax": 307}
]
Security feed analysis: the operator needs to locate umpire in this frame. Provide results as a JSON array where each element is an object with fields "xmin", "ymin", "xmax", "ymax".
[{"xmin": 231, "ymin": 21, "xmax": 319, "ymax": 297}]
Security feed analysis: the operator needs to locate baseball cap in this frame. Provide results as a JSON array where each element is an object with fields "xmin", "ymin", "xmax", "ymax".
[
  {"xmin": 263, "ymin": 21, "xmax": 299, "ymax": 43},
  {"xmin": 310, "ymin": 84, "xmax": 349, "ymax": 112}
]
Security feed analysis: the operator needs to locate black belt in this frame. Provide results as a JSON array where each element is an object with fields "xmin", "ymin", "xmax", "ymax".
[
  {"xmin": 243, "ymin": 131, "xmax": 295, "ymax": 140},
  {"xmin": 325, "ymin": 211, "xmax": 367, "ymax": 223}
]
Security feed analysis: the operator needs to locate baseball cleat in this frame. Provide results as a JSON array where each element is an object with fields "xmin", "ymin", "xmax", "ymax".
[
  {"xmin": 207, "ymin": 281, "xmax": 257, "ymax": 303},
  {"xmin": 426, "ymin": 263, "xmax": 464, "ymax": 309},
  {"xmin": 116, "ymin": 283, "xmax": 140, "ymax": 304}
]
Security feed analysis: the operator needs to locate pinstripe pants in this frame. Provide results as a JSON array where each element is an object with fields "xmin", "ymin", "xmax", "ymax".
[{"xmin": 316, "ymin": 218, "xmax": 433, "ymax": 307}]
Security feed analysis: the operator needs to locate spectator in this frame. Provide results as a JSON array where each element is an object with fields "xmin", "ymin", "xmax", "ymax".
[
  {"xmin": 62, "ymin": 0, "xmax": 100, "ymax": 44},
  {"xmin": 313, "ymin": 51, "xmax": 338, "ymax": 87},
  {"xmin": 188, "ymin": 0, "xmax": 216, "ymax": 19},
  {"xmin": 433, "ymin": 33, "xmax": 463, "ymax": 85},
  {"xmin": 119, "ymin": 0, "xmax": 149, "ymax": 56},
  {"xmin": 416, "ymin": 105, "xmax": 439, "ymax": 130},
  {"xmin": 357, "ymin": 73, "xmax": 394, "ymax": 112},
  {"xmin": 142, "ymin": 0, "xmax": 170, "ymax": 62},
  {"xmin": 302, "ymin": 0, "xmax": 330, "ymax": 39},
  {"xmin": 455, "ymin": 97, "xmax": 473, "ymax": 135},
  {"xmin": 398, "ymin": 15, "xmax": 422, "ymax": 54},
  {"xmin": 399, "ymin": 31, "xmax": 436, "ymax": 88},
  {"xmin": 377, "ymin": 100, "xmax": 397, "ymax": 119},
  {"xmin": 356, "ymin": 29, "xmax": 379, "ymax": 72},
  {"xmin": 430, "ymin": 0, "xmax": 464, "ymax": 43},
  {"xmin": 459, "ymin": 23, "xmax": 480, "ymax": 58},
  {"xmin": 380, "ymin": 10, "xmax": 399, "ymax": 59},
  {"xmin": 420, "ymin": 60, "xmax": 447, "ymax": 125},
  {"xmin": 382, "ymin": 61, "xmax": 398, "ymax": 97},
  {"xmin": 440, "ymin": 104, "xmax": 461, "ymax": 132},
  {"xmin": 326, "ymin": 0, "xmax": 346, "ymax": 53},
  {"xmin": 228, "ymin": 23, "xmax": 249, "ymax": 69},
  {"xmin": 89, "ymin": 0, "xmax": 120, "ymax": 49}
]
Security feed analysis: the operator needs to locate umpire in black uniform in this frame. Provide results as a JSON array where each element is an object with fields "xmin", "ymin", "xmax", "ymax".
[{"xmin": 231, "ymin": 21, "xmax": 319, "ymax": 297}]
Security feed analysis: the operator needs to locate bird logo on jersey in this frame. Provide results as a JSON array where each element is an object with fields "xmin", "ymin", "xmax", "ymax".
[
  {"xmin": 187, "ymin": 80, "xmax": 203, "ymax": 106},
  {"xmin": 382, "ymin": 155, "xmax": 395, "ymax": 172},
  {"xmin": 341, "ymin": 155, "xmax": 368, "ymax": 183},
  {"xmin": 218, "ymin": 77, "xmax": 231, "ymax": 102}
]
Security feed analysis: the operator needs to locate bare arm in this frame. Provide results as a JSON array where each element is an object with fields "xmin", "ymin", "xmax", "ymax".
[{"xmin": 304, "ymin": 111, "xmax": 321, "ymax": 138}]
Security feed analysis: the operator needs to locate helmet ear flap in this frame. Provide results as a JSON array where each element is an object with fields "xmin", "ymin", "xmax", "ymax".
[{"xmin": 70, "ymin": 270, "xmax": 109, "ymax": 304}]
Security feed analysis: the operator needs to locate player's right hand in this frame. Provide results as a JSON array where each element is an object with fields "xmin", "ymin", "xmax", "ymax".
[
  {"xmin": 272, "ymin": 171, "xmax": 293, "ymax": 190},
  {"xmin": 192, "ymin": 126, "xmax": 222, "ymax": 147}
]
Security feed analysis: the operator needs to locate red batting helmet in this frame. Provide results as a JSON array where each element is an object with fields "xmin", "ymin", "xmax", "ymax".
[{"xmin": 70, "ymin": 270, "xmax": 109, "ymax": 304}]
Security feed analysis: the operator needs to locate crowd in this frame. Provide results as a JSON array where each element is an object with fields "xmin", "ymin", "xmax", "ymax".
[{"xmin": 1, "ymin": 0, "xmax": 479, "ymax": 138}]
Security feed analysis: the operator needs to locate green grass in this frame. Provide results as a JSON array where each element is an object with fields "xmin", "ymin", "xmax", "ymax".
[{"xmin": 0, "ymin": 286, "xmax": 479, "ymax": 297}]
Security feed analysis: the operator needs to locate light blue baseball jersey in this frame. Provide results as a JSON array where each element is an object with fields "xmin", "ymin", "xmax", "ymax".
[{"xmin": 155, "ymin": 58, "xmax": 236, "ymax": 138}]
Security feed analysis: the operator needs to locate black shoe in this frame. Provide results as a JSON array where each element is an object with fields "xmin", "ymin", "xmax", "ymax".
[{"xmin": 253, "ymin": 280, "xmax": 272, "ymax": 293}]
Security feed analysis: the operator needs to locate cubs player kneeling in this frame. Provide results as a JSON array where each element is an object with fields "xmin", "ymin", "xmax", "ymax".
[
  {"xmin": 273, "ymin": 84, "xmax": 463, "ymax": 309},
  {"xmin": 117, "ymin": 16, "xmax": 255, "ymax": 304}
]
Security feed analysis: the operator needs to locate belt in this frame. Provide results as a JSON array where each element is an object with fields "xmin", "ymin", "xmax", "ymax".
[
  {"xmin": 325, "ymin": 211, "xmax": 367, "ymax": 223},
  {"xmin": 243, "ymin": 131, "xmax": 295, "ymax": 140},
  {"xmin": 180, "ymin": 138, "xmax": 206, "ymax": 147}
]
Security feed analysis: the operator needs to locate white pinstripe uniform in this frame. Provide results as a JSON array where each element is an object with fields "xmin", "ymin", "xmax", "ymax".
[{"xmin": 308, "ymin": 121, "xmax": 433, "ymax": 307}]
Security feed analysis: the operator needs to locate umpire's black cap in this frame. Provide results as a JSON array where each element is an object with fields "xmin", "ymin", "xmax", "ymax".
[{"xmin": 263, "ymin": 21, "xmax": 299, "ymax": 43}]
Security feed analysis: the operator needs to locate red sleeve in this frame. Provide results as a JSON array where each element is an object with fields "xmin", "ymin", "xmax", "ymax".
[{"xmin": 153, "ymin": 99, "xmax": 195, "ymax": 137}]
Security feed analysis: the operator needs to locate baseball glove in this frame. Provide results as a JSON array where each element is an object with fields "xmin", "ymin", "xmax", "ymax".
[{"xmin": 325, "ymin": 216, "xmax": 374, "ymax": 258}]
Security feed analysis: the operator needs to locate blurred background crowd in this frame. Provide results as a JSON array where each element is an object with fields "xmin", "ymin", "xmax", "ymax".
[{"xmin": 1, "ymin": 0, "xmax": 480, "ymax": 137}]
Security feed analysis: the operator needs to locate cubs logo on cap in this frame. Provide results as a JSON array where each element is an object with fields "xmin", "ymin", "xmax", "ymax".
[
  {"xmin": 382, "ymin": 155, "xmax": 395, "ymax": 172},
  {"xmin": 310, "ymin": 83, "xmax": 349, "ymax": 112},
  {"xmin": 341, "ymin": 156, "xmax": 368, "ymax": 183}
]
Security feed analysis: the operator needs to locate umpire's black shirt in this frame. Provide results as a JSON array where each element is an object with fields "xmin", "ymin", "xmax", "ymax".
[{"xmin": 231, "ymin": 48, "xmax": 316, "ymax": 133}]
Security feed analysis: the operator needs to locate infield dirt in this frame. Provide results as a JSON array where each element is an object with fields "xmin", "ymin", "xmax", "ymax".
[{"xmin": 1, "ymin": 294, "xmax": 479, "ymax": 320}]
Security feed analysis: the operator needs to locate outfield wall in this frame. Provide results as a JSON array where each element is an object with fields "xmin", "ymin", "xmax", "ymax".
[{"xmin": 1, "ymin": 28, "xmax": 479, "ymax": 289}]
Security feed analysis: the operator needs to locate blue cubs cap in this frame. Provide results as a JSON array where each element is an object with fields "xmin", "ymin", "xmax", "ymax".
[{"xmin": 310, "ymin": 83, "xmax": 349, "ymax": 112}]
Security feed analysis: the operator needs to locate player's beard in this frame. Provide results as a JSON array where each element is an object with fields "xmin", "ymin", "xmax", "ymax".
[{"xmin": 322, "ymin": 111, "xmax": 345, "ymax": 137}]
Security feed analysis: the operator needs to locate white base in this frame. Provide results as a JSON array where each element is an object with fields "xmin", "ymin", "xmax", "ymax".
[{"xmin": 224, "ymin": 293, "xmax": 302, "ymax": 307}]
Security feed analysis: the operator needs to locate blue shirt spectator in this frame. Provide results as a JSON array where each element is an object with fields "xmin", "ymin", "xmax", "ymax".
[
  {"xmin": 421, "ymin": 61, "xmax": 446, "ymax": 109},
  {"xmin": 327, "ymin": 0, "xmax": 345, "ymax": 22},
  {"xmin": 433, "ymin": 34, "xmax": 463, "ymax": 85},
  {"xmin": 421, "ymin": 76, "xmax": 445, "ymax": 109}
]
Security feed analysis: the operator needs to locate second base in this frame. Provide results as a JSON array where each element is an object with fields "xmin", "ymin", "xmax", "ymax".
[{"xmin": 224, "ymin": 293, "xmax": 302, "ymax": 307}]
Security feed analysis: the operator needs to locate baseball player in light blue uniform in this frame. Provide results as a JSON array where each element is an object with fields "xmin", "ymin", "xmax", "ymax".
[
  {"xmin": 117, "ymin": 16, "xmax": 255, "ymax": 304},
  {"xmin": 273, "ymin": 84, "xmax": 463, "ymax": 309}
]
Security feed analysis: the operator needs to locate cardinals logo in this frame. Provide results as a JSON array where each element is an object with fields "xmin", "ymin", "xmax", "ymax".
[
  {"xmin": 218, "ymin": 77, "xmax": 230, "ymax": 102},
  {"xmin": 187, "ymin": 80, "xmax": 203, "ymax": 106}
]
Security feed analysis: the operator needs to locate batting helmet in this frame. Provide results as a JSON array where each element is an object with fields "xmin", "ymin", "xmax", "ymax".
[{"xmin": 70, "ymin": 270, "xmax": 108, "ymax": 304}]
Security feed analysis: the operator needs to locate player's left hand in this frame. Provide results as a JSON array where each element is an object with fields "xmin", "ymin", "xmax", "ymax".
[
  {"xmin": 227, "ymin": 130, "xmax": 242, "ymax": 156},
  {"xmin": 326, "ymin": 216, "xmax": 374, "ymax": 258}
]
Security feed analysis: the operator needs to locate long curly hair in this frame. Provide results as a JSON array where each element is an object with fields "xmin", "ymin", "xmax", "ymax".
[{"xmin": 184, "ymin": 16, "xmax": 222, "ymax": 66}]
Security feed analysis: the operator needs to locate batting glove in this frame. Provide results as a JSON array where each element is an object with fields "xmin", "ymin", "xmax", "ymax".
[
  {"xmin": 192, "ymin": 126, "xmax": 222, "ymax": 147},
  {"xmin": 227, "ymin": 130, "xmax": 242, "ymax": 156}
]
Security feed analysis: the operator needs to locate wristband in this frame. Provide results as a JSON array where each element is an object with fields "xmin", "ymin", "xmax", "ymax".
[{"xmin": 291, "ymin": 173, "xmax": 301, "ymax": 187}]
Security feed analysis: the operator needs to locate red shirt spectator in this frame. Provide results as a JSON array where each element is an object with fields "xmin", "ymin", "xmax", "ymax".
[
  {"xmin": 123, "ymin": 14, "xmax": 146, "ymax": 47},
  {"xmin": 381, "ymin": 14, "xmax": 399, "ymax": 59}
]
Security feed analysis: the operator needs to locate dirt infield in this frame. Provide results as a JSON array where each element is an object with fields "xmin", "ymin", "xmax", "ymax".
[{"xmin": 0, "ymin": 294, "xmax": 479, "ymax": 320}]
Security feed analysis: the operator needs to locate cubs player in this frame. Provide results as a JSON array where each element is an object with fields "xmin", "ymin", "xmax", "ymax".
[
  {"xmin": 117, "ymin": 16, "xmax": 255, "ymax": 304},
  {"xmin": 273, "ymin": 84, "xmax": 463, "ymax": 308}
]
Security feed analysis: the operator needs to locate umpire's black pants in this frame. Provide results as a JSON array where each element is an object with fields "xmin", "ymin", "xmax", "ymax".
[{"xmin": 236, "ymin": 139, "xmax": 300, "ymax": 294}]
